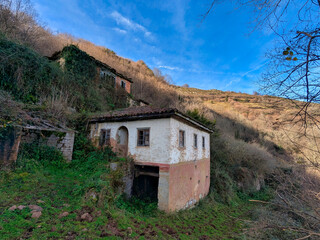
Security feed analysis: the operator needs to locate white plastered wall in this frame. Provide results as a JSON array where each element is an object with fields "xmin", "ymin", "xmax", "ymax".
[
  {"xmin": 169, "ymin": 118, "xmax": 210, "ymax": 164},
  {"xmin": 90, "ymin": 118, "xmax": 172, "ymax": 164},
  {"xmin": 90, "ymin": 117, "xmax": 210, "ymax": 165}
]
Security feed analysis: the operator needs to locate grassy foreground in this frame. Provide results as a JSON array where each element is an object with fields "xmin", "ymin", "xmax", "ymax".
[{"xmin": 0, "ymin": 143, "xmax": 253, "ymax": 239}]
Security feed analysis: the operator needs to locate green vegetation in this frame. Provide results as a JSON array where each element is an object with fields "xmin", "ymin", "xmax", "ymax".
[
  {"xmin": 0, "ymin": 138, "xmax": 254, "ymax": 239},
  {"xmin": 186, "ymin": 109, "xmax": 216, "ymax": 130},
  {"xmin": 0, "ymin": 36, "xmax": 126, "ymax": 113},
  {"xmin": 0, "ymin": 35, "xmax": 63, "ymax": 103}
]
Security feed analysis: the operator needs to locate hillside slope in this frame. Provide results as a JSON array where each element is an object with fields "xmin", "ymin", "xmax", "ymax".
[{"xmin": 1, "ymin": 12, "xmax": 320, "ymax": 237}]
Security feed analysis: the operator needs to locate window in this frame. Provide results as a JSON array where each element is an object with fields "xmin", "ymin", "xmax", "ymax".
[
  {"xmin": 202, "ymin": 136, "xmax": 205, "ymax": 149},
  {"xmin": 121, "ymin": 81, "xmax": 126, "ymax": 88},
  {"xmin": 106, "ymin": 129, "xmax": 111, "ymax": 145},
  {"xmin": 179, "ymin": 130, "xmax": 185, "ymax": 147},
  {"xmin": 99, "ymin": 129, "xmax": 111, "ymax": 147},
  {"xmin": 137, "ymin": 128, "xmax": 150, "ymax": 146},
  {"xmin": 100, "ymin": 70, "xmax": 116, "ymax": 86},
  {"xmin": 194, "ymin": 134, "xmax": 198, "ymax": 148}
]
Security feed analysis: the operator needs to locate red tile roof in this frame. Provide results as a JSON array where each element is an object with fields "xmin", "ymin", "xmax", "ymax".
[{"xmin": 89, "ymin": 106, "xmax": 213, "ymax": 133}]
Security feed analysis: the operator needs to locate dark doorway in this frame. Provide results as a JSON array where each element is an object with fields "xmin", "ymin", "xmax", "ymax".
[{"xmin": 132, "ymin": 165, "xmax": 159, "ymax": 202}]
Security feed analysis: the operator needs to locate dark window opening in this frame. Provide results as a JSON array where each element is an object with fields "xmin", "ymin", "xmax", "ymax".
[
  {"xmin": 179, "ymin": 130, "xmax": 185, "ymax": 147},
  {"xmin": 100, "ymin": 70, "xmax": 115, "ymax": 86},
  {"xmin": 202, "ymin": 136, "xmax": 205, "ymax": 149},
  {"xmin": 99, "ymin": 129, "xmax": 111, "ymax": 147},
  {"xmin": 137, "ymin": 128, "xmax": 150, "ymax": 146},
  {"xmin": 132, "ymin": 165, "xmax": 159, "ymax": 202},
  {"xmin": 194, "ymin": 134, "xmax": 198, "ymax": 148},
  {"xmin": 121, "ymin": 80, "xmax": 126, "ymax": 88}
]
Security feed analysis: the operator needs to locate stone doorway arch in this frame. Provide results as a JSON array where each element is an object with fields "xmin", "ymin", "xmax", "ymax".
[{"xmin": 116, "ymin": 126, "xmax": 129, "ymax": 157}]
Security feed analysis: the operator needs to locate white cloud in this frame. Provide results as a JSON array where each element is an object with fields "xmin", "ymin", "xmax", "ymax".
[
  {"xmin": 225, "ymin": 77, "xmax": 241, "ymax": 88},
  {"xmin": 113, "ymin": 27, "xmax": 127, "ymax": 34},
  {"xmin": 110, "ymin": 11, "xmax": 152, "ymax": 39},
  {"xmin": 158, "ymin": 65, "xmax": 183, "ymax": 71}
]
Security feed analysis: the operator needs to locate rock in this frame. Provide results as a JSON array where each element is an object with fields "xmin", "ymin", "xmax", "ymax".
[
  {"xmin": 31, "ymin": 211, "xmax": 42, "ymax": 219},
  {"xmin": 63, "ymin": 203, "xmax": 70, "ymax": 207},
  {"xmin": 82, "ymin": 228, "xmax": 88, "ymax": 232},
  {"xmin": 9, "ymin": 205, "xmax": 17, "ymax": 211},
  {"xmin": 85, "ymin": 189, "xmax": 98, "ymax": 202},
  {"xmin": 28, "ymin": 205, "xmax": 43, "ymax": 212},
  {"xmin": 37, "ymin": 200, "xmax": 45, "ymax": 203},
  {"xmin": 110, "ymin": 162, "xmax": 118, "ymax": 171},
  {"xmin": 17, "ymin": 205, "xmax": 26, "ymax": 210},
  {"xmin": 81, "ymin": 213, "xmax": 93, "ymax": 222},
  {"xmin": 51, "ymin": 226, "xmax": 57, "ymax": 232},
  {"xmin": 59, "ymin": 212, "xmax": 69, "ymax": 218}
]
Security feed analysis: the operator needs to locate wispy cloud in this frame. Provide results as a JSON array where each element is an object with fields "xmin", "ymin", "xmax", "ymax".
[
  {"xmin": 110, "ymin": 11, "xmax": 152, "ymax": 38},
  {"xmin": 113, "ymin": 27, "xmax": 127, "ymax": 34},
  {"xmin": 225, "ymin": 77, "xmax": 241, "ymax": 88},
  {"xmin": 158, "ymin": 65, "xmax": 183, "ymax": 71}
]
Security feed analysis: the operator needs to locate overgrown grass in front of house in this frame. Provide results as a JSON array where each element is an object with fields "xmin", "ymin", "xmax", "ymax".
[{"xmin": 0, "ymin": 132, "xmax": 260, "ymax": 239}]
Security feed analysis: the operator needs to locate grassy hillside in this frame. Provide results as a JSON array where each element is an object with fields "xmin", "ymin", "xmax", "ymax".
[
  {"xmin": 0, "ymin": 133, "xmax": 258, "ymax": 239},
  {"xmin": 1, "ymin": 3, "xmax": 320, "ymax": 238}
]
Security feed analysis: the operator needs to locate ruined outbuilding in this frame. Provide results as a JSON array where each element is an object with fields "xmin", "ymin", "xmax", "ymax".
[
  {"xmin": 0, "ymin": 124, "xmax": 75, "ymax": 170},
  {"xmin": 88, "ymin": 106, "xmax": 212, "ymax": 212}
]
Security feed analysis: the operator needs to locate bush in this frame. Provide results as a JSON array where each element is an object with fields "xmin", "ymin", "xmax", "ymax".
[
  {"xmin": 186, "ymin": 109, "xmax": 216, "ymax": 129},
  {"xmin": 0, "ymin": 36, "xmax": 63, "ymax": 103},
  {"xmin": 16, "ymin": 143, "xmax": 66, "ymax": 170}
]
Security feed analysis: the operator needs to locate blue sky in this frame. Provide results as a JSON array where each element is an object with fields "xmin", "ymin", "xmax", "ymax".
[{"xmin": 33, "ymin": 0, "xmax": 276, "ymax": 93}]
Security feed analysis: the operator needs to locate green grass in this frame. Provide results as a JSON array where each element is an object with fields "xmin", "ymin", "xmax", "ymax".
[{"xmin": 0, "ymin": 141, "xmax": 254, "ymax": 239}]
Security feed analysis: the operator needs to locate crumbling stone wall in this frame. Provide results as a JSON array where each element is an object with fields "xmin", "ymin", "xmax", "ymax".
[
  {"xmin": 0, "ymin": 127, "xmax": 75, "ymax": 169},
  {"xmin": 0, "ymin": 127, "xmax": 22, "ymax": 170},
  {"xmin": 21, "ymin": 129, "xmax": 75, "ymax": 161}
]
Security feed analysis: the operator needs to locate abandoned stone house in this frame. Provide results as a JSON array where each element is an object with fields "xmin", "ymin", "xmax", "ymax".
[
  {"xmin": 88, "ymin": 106, "xmax": 212, "ymax": 212},
  {"xmin": 49, "ymin": 47, "xmax": 133, "ymax": 94}
]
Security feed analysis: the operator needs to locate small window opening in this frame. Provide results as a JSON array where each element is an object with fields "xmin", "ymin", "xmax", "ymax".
[
  {"xmin": 202, "ymin": 136, "xmax": 205, "ymax": 149},
  {"xmin": 121, "ymin": 80, "xmax": 126, "ymax": 88},
  {"xmin": 137, "ymin": 128, "xmax": 150, "ymax": 146},
  {"xmin": 99, "ymin": 129, "xmax": 111, "ymax": 147},
  {"xmin": 194, "ymin": 134, "xmax": 198, "ymax": 148},
  {"xmin": 179, "ymin": 130, "xmax": 185, "ymax": 147}
]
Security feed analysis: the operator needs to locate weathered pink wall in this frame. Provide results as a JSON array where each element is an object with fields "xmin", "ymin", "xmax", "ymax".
[
  {"xmin": 115, "ymin": 76, "xmax": 131, "ymax": 94},
  {"xmin": 168, "ymin": 158, "xmax": 210, "ymax": 211}
]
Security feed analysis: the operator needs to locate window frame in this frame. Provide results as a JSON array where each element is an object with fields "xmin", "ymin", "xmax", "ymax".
[
  {"xmin": 179, "ymin": 130, "xmax": 185, "ymax": 148},
  {"xmin": 105, "ymin": 129, "xmax": 111, "ymax": 145},
  {"xmin": 194, "ymin": 134, "xmax": 198, "ymax": 149},
  {"xmin": 202, "ymin": 136, "xmax": 205, "ymax": 149},
  {"xmin": 99, "ymin": 128, "xmax": 111, "ymax": 147},
  {"xmin": 137, "ymin": 128, "xmax": 150, "ymax": 147},
  {"xmin": 121, "ymin": 80, "xmax": 126, "ymax": 89}
]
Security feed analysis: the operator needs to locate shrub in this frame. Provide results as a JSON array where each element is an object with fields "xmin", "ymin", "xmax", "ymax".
[
  {"xmin": 16, "ymin": 143, "xmax": 66, "ymax": 170},
  {"xmin": 186, "ymin": 109, "xmax": 216, "ymax": 129}
]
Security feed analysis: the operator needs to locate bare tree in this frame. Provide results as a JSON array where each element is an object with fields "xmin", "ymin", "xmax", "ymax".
[
  {"xmin": 205, "ymin": 0, "xmax": 320, "ymax": 126},
  {"xmin": 205, "ymin": 1, "xmax": 320, "ymax": 238},
  {"xmin": 0, "ymin": 0, "xmax": 61, "ymax": 55}
]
